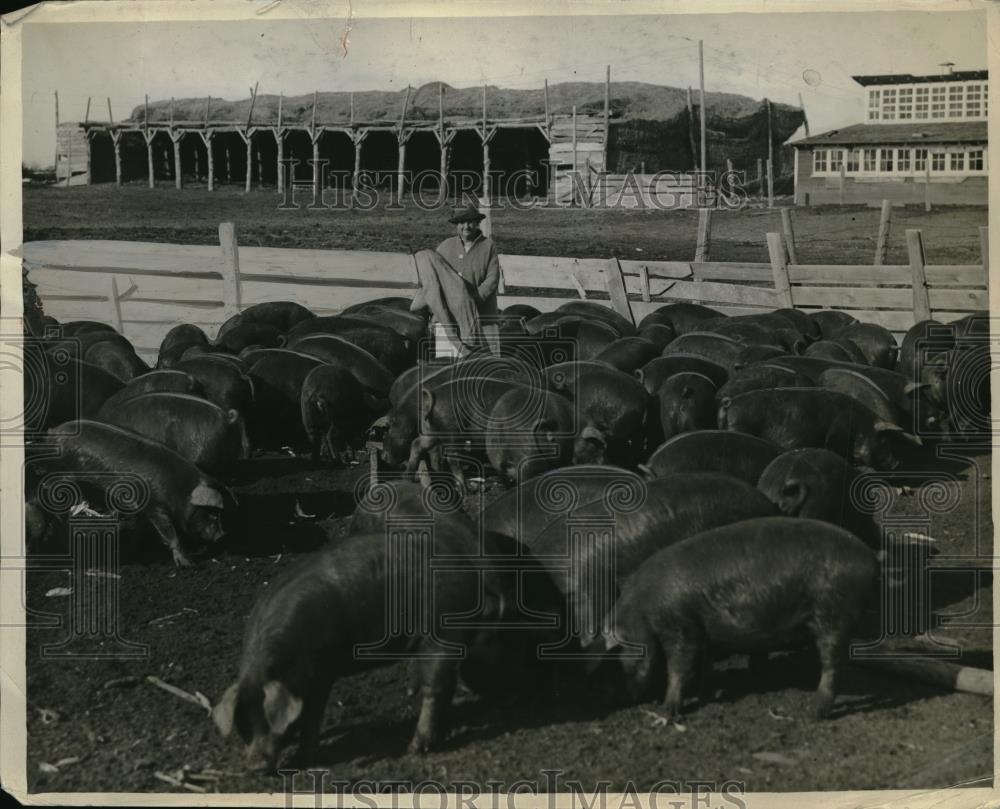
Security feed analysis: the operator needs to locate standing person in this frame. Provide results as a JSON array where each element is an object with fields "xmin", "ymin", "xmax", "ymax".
[{"xmin": 434, "ymin": 203, "xmax": 500, "ymax": 317}]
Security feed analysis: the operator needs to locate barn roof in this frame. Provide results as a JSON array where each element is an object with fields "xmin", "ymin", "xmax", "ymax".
[
  {"xmin": 851, "ymin": 70, "xmax": 987, "ymax": 86},
  {"xmin": 792, "ymin": 121, "xmax": 987, "ymax": 147}
]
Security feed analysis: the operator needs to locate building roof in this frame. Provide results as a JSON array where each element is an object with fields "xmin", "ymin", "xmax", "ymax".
[
  {"xmin": 791, "ymin": 120, "xmax": 988, "ymax": 147},
  {"xmin": 852, "ymin": 71, "xmax": 987, "ymax": 86}
]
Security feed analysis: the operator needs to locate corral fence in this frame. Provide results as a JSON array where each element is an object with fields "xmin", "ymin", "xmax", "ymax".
[{"xmin": 22, "ymin": 223, "xmax": 988, "ymax": 364}]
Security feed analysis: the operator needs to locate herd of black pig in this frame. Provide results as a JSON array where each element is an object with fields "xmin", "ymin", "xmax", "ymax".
[{"xmin": 21, "ymin": 296, "xmax": 990, "ymax": 771}]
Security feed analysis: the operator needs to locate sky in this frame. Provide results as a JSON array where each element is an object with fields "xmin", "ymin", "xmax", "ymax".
[{"xmin": 20, "ymin": 9, "xmax": 986, "ymax": 168}]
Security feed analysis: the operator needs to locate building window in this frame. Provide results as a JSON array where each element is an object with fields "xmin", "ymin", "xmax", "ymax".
[
  {"xmin": 846, "ymin": 149, "xmax": 861, "ymax": 172},
  {"xmin": 948, "ymin": 85, "xmax": 964, "ymax": 117},
  {"xmin": 882, "ymin": 88, "xmax": 896, "ymax": 120},
  {"xmin": 830, "ymin": 149, "xmax": 843, "ymax": 173},
  {"xmin": 931, "ymin": 151, "xmax": 946, "ymax": 172},
  {"xmin": 813, "ymin": 149, "xmax": 827, "ymax": 173},
  {"xmin": 969, "ymin": 149, "xmax": 984, "ymax": 171},
  {"xmin": 898, "ymin": 88, "xmax": 913, "ymax": 119},
  {"xmin": 915, "ymin": 87, "xmax": 929, "ymax": 119},
  {"xmin": 867, "ymin": 89, "xmax": 880, "ymax": 121},
  {"xmin": 863, "ymin": 148, "xmax": 878, "ymax": 172},
  {"xmin": 931, "ymin": 86, "xmax": 946, "ymax": 118},
  {"xmin": 950, "ymin": 152, "xmax": 966, "ymax": 172},
  {"xmin": 897, "ymin": 149, "xmax": 911, "ymax": 172},
  {"xmin": 914, "ymin": 148, "xmax": 928, "ymax": 172},
  {"xmin": 880, "ymin": 149, "xmax": 894, "ymax": 173},
  {"xmin": 966, "ymin": 84, "xmax": 982, "ymax": 117}
]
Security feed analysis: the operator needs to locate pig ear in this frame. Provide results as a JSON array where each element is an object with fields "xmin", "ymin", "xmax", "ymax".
[
  {"xmin": 873, "ymin": 420, "xmax": 904, "ymax": 433},
  {"xmin": 191, "ymin": 483, "xmax": 224, "ymax": 509},
  {"xmin": 212, "ymin": 682, "xmax": 240, "ymax": 737},
  {"xmin": 780, "ymin": 479, "xmax": 808, "ymax": 513},
  {"xmin": 262, "ymin": 681, "xmax": 303, "ymax": 737},
  {"xmin": 226, "ymin": 408, "xmax": 240, "ymax": 424},
  {"xmin": 580, "ymin": 425, "xmax": 606, "ymax": 446},
  {"xmin": 421, "ymin": 388, "xmax": 435, "ymax": 420}
]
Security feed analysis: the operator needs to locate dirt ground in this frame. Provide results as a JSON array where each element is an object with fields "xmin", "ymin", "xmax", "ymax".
[
  {"xmin": 19, "ymin": 187, "xmax": 993, "ymax": 796},
  {"xmin": 22, "ymin": 185, "xmax": 987, "ymax": 266},
  {"xmin": 23, "ymin": 442, "xmax": 993, "ymax": 795}
]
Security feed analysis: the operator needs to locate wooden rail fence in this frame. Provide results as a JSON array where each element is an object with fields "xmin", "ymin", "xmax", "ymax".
[{"xmin": 22, "ymin": 224, "xmax": 988, "ymax": 363}]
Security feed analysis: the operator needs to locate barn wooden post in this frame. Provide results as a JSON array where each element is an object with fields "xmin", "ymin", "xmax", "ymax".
[
  {"xmin": 204, "ymin": 132, "xmax": 215, "ymax": 191},
  {"xmin": 110, "ymin": 131, "xmax": 122, "ymax": 186},
  {"xmin": 906, "ymin": 229, "xmax": 931, "ymax": 322},
  {"xmin": 766, "ymin": 232, "xmax": 793, "ymax": 307},
  {"xmin": 171, "ymin": 131, "xmax": 183, "ymax": 190},
  {"xmin": 54, "ymin": 91, "xmax": 60, "ymax": 180},
  {"xmin": 544, "ymin": 78, "xmax": 550, "ymax": 136},
  {"xmin": 219, "ymin": 222, "xmax": 243, "ymax": 319},
  {"xmin": 766, "ymin": 98, "xmax": 774, "ymax": 183},
  {"xmin": 194, "ymin": 147, "xmax": 201, "ymax": 180},
  {"xmin": 481, "ymin": 84, "xmax": 490, "ymax": 200},
  {"xmin": 698, "ymin": 42, "xmax": 707, "ymax": 180},
  {"xmin": 242, "ymin": 131, "xmax": 252, "ymax": 192},
  {"xmin": 571, "ymin": 105, "xmax": 578, "ymax": 206},
  {"xmin": 780, "ymin": 208, "xmax": 798, "ymax": 264},
  {"xmin": 145, "ymin": 135, "xmax": 155, "ymax": 189},
  {"xmin": 686, "ymin": 87, "xmax": 697, "ymax": 169},
  {"xmin": 311, "ymin": 132, "xmax": 321, "ymax": 200},
  {"xmin": 275, "ymin": 130, "xmax": 284, "ymax": 193},
  {"xmin": 395, "ymin": 85, "xmax": 412, "ymax": 200},
  {"xmin": 766, "ymin": 158, "xmax": 774, "ymax": 208},
  {"xmin": 603, "ymin": 65, "xmax": 610, "ymax": 173},
  {"xmin": 874, "ymin": 199, "xmax": 893, "ymax": 266},
  {"xmin": 979, "ymin": 226, "xmax": 989, "ymax": 274},
  {"xmin": 352, "ymin": 130, "xmax": 368, "ymax": 200},
  {"xmin": 694, "ymin": 208, "xmax": 712, "ymax": 262}
]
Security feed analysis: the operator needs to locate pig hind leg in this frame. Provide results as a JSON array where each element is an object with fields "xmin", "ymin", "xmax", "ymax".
[
  {"xmin": 408, "ymin": 653, "xmax": 459, "ymax": 754},
  {"xmin": 661, "ymin": 632, "xmax": 702, "ymax": 720},
  {"xmin": 811, "ymin": 618, "xmax": 850, "ymax": 719}
]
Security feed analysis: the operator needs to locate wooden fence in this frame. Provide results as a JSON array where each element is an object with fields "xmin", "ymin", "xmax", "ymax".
[{"xmin": 22, "ymin": 223, "xmax": 988, "ymax": 364}]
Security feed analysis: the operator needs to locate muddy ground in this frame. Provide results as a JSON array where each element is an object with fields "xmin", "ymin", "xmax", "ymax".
[
  {"xmin": 19, "ymin": 189, "xmax": 993, "ymax": 795},
  {"xmin": 23, "ymin": 442, "xmax": 993, "ymax": 795}
]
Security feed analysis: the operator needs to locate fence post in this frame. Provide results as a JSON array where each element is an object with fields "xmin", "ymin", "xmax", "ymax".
[
  {"xmin": 979, "ymin": 226, "xmax": 988, "ymax": 275},
  {"xmin": 219, "ymin": 222, "xmax": 242, "ymax": 321},
  {"xmin": 694, "ymin": 208, "xmax": 713, "ymax": 262},
  {"xmin": 604, "ymin": 257, "xmax": 635, "ymax": 326},
  {"xmin": 107, "ymin": 276, "xmax": 124, "ymax": 333},
  {"xmin": 638, "ymin": 265, "xmax": 651, "ymax": 303},
  {"xmin": 766, "ymin": 158, "xmax": 774, "ymax": 208},
  {"xmin": 780, "ymin": 208, "xmax": 798, "ymax": 265},
  {"xmin": 766, "ymin": 232, "xmax": 793, "ymax": 308},
  {"xmin": 874, "ymin": 199, "xmax": 892, "ymax": 266},
  {"xmin": 906, "ymin": 229, "xmax": 931, "ymax": 322}
]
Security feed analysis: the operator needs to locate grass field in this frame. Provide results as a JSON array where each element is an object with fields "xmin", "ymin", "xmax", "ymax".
[{"xmin": 22, "ymin": 185, "xmax": 988, "ymax": 266}]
